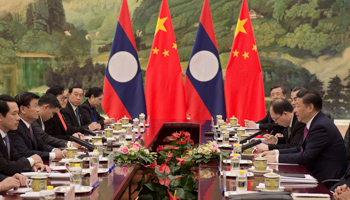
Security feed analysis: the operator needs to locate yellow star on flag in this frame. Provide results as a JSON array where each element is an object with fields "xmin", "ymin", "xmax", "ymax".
[
  {"xmin": 252, "ymin": 44, "xmax": 257, "ymax": 52},
  {"xmin": 235, "ymin": 18, "xmax": 247, "ymax": 37},
  {"xmin": 232, "ymin": 49, "xmax": 239, "ymax": 57},
  {"xmin": 155, "ymin": 17, "xmax": 168, "ymax": 35},
  {"xmin": 152, "ymin": 47, "xmax": 159, "ymax": 54},
  {"xmin": 243, "ymin": 51, "xmax": 249, "ymax": 59},
  {"xmin": 162, "ymin": 49, "xmax": 169, "ymax": 57},
  {"xmin": 172, "ymin": 43, "xmax": 177, "ymax": 50}
]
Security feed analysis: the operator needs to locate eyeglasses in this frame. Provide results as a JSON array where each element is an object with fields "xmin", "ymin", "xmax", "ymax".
[
  {"xmin": 273, "ymin": 115, "xmax": 282, "ymax": 122},
  {"xmin": 26, "ymin": 105, "xmax": 39, "ymax": 110},
  {"xmin": 60, "ymin": 97, "xmax": 68, "ymax": 101},
  {"xmin": 72, "ymin": 93, "xmax": 84, "ymax": 98}
]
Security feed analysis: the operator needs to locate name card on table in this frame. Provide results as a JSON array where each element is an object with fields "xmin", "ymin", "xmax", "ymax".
[
  {"xmin": 108, "ymin": 152, "xmax": 115, "ymax": 173},
  {"xmin": 64, "ymin": 186, "xmax": 75, "ymax": 200},
  {"xmin": 90, "ymin": 166, "xmax": 99, "ymax": 189}
]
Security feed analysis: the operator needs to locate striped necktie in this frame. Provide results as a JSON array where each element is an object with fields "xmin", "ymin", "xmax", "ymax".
[
  {"xmin": 3, "ymin": 135, "xmax": 10, "ymax": 159},
  {"xmin": 301, "ymin": 127, "xmax": 309, "ymax": 152}
]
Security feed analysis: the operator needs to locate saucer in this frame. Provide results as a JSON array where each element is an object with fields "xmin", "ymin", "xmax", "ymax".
[
  {"xmin": 256, "ymin": 183, "xmax": 285, "ymax": 191},
  {"xmin": 54, "ymin": 186, "xmax": 93, "ymax": 193},
  {"xmin": 20, "ymin": 192, "xmax": 41, "ymax": 198},
  {"xmin": 223, "ymin": 159, "xmax": 252, "ymax": 164},
  {"xmin": 248, "ymin": 166, "xmax": 271, "ymax": 173},
  {"xmin": 223, "ymin": 171, "xmax": 254, "ymax": 177}
]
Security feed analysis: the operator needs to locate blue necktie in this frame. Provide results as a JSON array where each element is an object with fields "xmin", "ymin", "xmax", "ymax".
[
  {"xmin": 92, "ymin": 109, "xmax": 96, "ymax": 121},
  {"xmin": 75, "ymin": 108, "xmax": 81, "ymax": 126},
  {"xmin": 4, "ymin": 135, "xmax": 10, "ymax": 159}
]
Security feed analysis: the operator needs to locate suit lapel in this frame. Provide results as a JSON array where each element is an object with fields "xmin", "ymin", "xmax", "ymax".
[{"xmin": 19, "ymin": 120, "xmax": 37, "ymax": 149}]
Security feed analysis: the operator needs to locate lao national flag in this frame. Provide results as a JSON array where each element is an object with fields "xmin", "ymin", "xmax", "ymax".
[
  {"xmin": 102, "ymin": 0, "xmax": 146, "ymax": 120},
  {"xmin": 225, "ymin": 0, "xmax": 266, "ymax": 126},
  {"xmin": 184, "ymin": 0, "xmax": 226, "ymax": 122},
  {"xmin": 144, "ymin": 0, "xmax": 187, "ymax": 120}
]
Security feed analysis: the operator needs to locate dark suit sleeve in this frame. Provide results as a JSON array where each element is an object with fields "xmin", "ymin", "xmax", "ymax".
[
  {"xmin": 0, "ymin": 143, "xmax": 32, "ymax": 175},
  {"xmin": 95, "ymin": 109, "xmax": 105, "ymax": 126},
  {"xmin": 0, "ymin": 174, "xmax": 7, "ymax": 181},
  {"xmin": 279, "ymin": 124, "xmax": 329, "ymax": 164},
  {"xmin": 268, "ymin": 124, "xmax": 304, "ymax": 150},
  {"xmin": 8, "ymin": 130, "xmax": 51, "ymax": 161},
  {"xmin": 32, "ymin": 121, "xmax": 67, "ymax": 148}
]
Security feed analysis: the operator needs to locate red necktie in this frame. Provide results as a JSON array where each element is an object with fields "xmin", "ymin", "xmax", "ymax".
[
  {"xmin": 29, "ymin": 125, "xmax": 34, "ymax": 139},
  {"xmin": 57, "ymin": 112, "xmax": 67, "ymax": 131}
]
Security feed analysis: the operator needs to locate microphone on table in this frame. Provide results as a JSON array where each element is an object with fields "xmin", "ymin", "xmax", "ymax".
[
  {"xmin": 68, "ymin": 136, "xmax": 96, "ymax": 151},
  {"xmin": 239, "ymin": 130, "xmax": 263, "ymax": 144},
  {"xmin": 83, "ymin": 128, "xmax": 107, "ymax": 143},
  {"xmin": 241, "ymin": 140, "xmax": 262, "ymax": 152}
]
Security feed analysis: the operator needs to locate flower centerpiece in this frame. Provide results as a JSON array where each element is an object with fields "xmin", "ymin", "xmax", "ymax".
[
  {"xmin": 135, "ymin": 131, "xmax": 198, "ymax": 200},
  {"xmin": 186, "ymin": 141, "xmax": 230, "ymax": 163},
  {"xmin": 114, "ymin": 141, "xmax": 157, "ymax": 165}
]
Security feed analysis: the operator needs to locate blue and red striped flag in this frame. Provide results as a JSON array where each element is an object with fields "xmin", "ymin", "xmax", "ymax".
[
  {"xmin": 184, "ymin": 0, "xmax": 226, "ymax": 122},
  {"xmin": 102, "ymin": 0, "xmax": 146, "ymax": 120}
]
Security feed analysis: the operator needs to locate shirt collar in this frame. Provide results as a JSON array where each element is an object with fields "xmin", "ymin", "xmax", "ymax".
[
  {"xmin": 69, "ymin": 101, "xmax": 78, "ymax": 111},
  {"xmin": 20, "ymin": 118, "xmax": 31, "ymax": 129},
  {"xmin": 0, "ymin": 129, "xmax": 6, "ymax": 139},
  {"xmin": 306, "ymin": 111, "xmax": 319, "ymax": 130},
  {"xmin": 289, "ymin": 114, "xmax": 294, "ymax": 128},
  {"xmin": 39, "ymin": 115, "xmax": 45, "ymax": 130}
]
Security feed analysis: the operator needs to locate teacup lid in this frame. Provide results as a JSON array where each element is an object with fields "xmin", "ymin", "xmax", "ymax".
[
  {"xmin": 94, "ymin": 142, "xmax": 103, "ymax": 146},
  {"xmin": 255, "ymin": 157, "xmax": 267, "ymax": 161},
  {"xmin": 32, "ymin": 174, "xmax": 47, "ymax": 179},
  {"xmin": 122, "ymin": 115, "xmax": 129, "ymax": 119},
  {"xmin": 115, "ymin": 122, "xmax": 122, "ymax": 125},
  {"xmin": 105, "ymin": 126, "xmax": 112, "ymax": 130},
  {"xmin": 66, "ymin": 147, "xmax": 78, "ymax": 150},
  {"xmin": 237, "ymin": 126, "xmax": 245, "ymax": 130},
  {"xmin": 70, "ymin": 158, "xmax": 82, "ymax": 162},
  {"xmin": 264, "ymin": 172, "xmax": 279, "ymax": 177},
  {"xmin": 92, "ymin": 135, "xmax": 102, "ymax": 138}
]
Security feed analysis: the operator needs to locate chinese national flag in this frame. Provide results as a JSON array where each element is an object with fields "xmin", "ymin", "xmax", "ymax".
[
  {"xmin": 144, "ymin": 0, "xmax": 187, "ymax": 120},
  {"xmin": 224, "ymin": 0, "xmax": 266, "ymax": 126}
]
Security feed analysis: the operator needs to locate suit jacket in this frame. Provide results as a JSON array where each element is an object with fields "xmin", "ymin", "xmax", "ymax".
[
  {"xmin": 257, "ymin": 111, "xmax": 285, "ymax": 135},
  {"xmin": 279, "ymin": 112, "xmax": 347, "ymax": 182},
  {"xmin": 0, "ymin": 134, "xmax": 32, "ymax": 175},
  {"xmin": 60, "ymin": 102, "xmax": 90, "ymax": 134},
  {"xmin": 8, "ymin": 120, "xmax": 54, "ymax": 161},
  {"xmin": 268, "ymin": 113, "xmax": 305, "ymax": 150},
  {"xmin": 45, "ymin": 112, "xmax": 72, "ymax": 140},
  {"xmin": 32, "ymin": 116, "xmax": 67, "ymax": 148},
  {"xmin": 0, "ymin": 174, "xmax": 7, "ymax": 182},
  {"xmin": 81, "ymin": 100, "xmax": 105, "ymax": 126},
  {"xmin": 330, "ymin": 163, "xmax": 350, "ymax": 191}
]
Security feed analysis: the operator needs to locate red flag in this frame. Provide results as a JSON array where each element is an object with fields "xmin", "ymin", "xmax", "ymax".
[
  {"xmin": 224, "ymin": 0, "xmax": 266, "ymax": 125},
  {"xmin": 145, "ymin": 0, "xmax": 186, "ymax": 120}
]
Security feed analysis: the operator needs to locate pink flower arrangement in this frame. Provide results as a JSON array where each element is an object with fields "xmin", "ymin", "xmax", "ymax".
[{"xmin": 119, "ymin": 146, "xmax": 129, "ymax": 154}]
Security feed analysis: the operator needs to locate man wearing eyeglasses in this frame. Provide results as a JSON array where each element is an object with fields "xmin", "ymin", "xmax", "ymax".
[
  {"xmin": 256, "ymin": 99, "xmax": 305, "ymax": 151},
  {"xmin": 60, "ymin": 85, "xmax": 101, "ymax": 134},
  {"xmin": 245, "ymin": 85, "xmax": 286, "ymax": 135}
]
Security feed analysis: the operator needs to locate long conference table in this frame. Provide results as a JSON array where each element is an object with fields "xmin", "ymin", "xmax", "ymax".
[{"xmin": 2, "ymin": 119, "xmax": 332, "ymax": 199}]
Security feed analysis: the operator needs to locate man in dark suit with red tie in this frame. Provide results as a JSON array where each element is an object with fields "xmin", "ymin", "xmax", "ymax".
[
  {"xmin": 60, "ymin": 85, "xmax": 101, "ymax": 134},
  {"xmin": 262, "ymin": 89, "xmax": 347, "ymax": 182},
  {"xmin": 8, "ymin": 92, "xmax": 65, "ymax": 161},
  {"xmin": 0, "ymin": 95, "xmax": 50, "ymax": 175},
  {"xmin": 45, "ymin": 85, "xmax": 84, "ymax": 143}
]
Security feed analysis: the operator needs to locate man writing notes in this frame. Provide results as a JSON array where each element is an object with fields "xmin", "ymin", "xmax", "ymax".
[
  {"xmin": 262, "ymin": 89, "xmax": 347, "ymax": 182},
  {"xmin": 256, "ymin": 98, "xmax": 305, "ymax": 151},
  {"xmin": 245, "ymin": 85, "xmax": 286, "ymax": 135},
  {"xmin": 0, "ymin": 95, "xmax": 50, "ymax": 175},
  {"xmin": 8, "ymin": 92, "xmax": 65, "ymax": 161}
]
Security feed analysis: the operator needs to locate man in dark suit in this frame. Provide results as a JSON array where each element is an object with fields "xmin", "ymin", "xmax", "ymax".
[
  {"xmin": 256, "ymin": 99, "xmax": 305, "ymax": 151},
  {"xmin": 0, "ymin": 95, "xmax": 50, "ymax": 175},
  {"xmin": 8, "ymin": 92, "xmax": 65, "ymax": 161},
  {"xmin": 245, "ymin": 85, "xmax": 286, "ymax": 135},
  {"xmin": 32, "ymin": 93, "xmax": 68, "ymax": 148},
  {"xmin": 262, "ymin": 89, "xmax": 347, "ymax": 182},
  {"xmin": 60, "ymin": 85, "xmax": 100, "ymax": 134},
  {"xmin": 45, "ymin": 85, "xmax": 84, "ymax": 142}
]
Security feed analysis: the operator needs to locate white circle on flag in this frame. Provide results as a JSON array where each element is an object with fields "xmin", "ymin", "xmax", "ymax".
[
  {"xmin": 189, "ymin": 50, "xmax": 219, "ymax": 82},
  {"xmin": 108, "ymin": 51, "xmax": 138, "ymax": 83}
]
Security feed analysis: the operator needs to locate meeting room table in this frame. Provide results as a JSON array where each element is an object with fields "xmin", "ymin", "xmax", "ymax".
[{"xmin": 0, "ymin": 119, "xmax": 333, "ymax": 199}]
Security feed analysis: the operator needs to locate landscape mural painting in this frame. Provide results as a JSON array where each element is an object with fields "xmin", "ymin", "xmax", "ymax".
[{"xmin": 1, "ymin": 0, "xmax": 350, "ymax": 118}]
